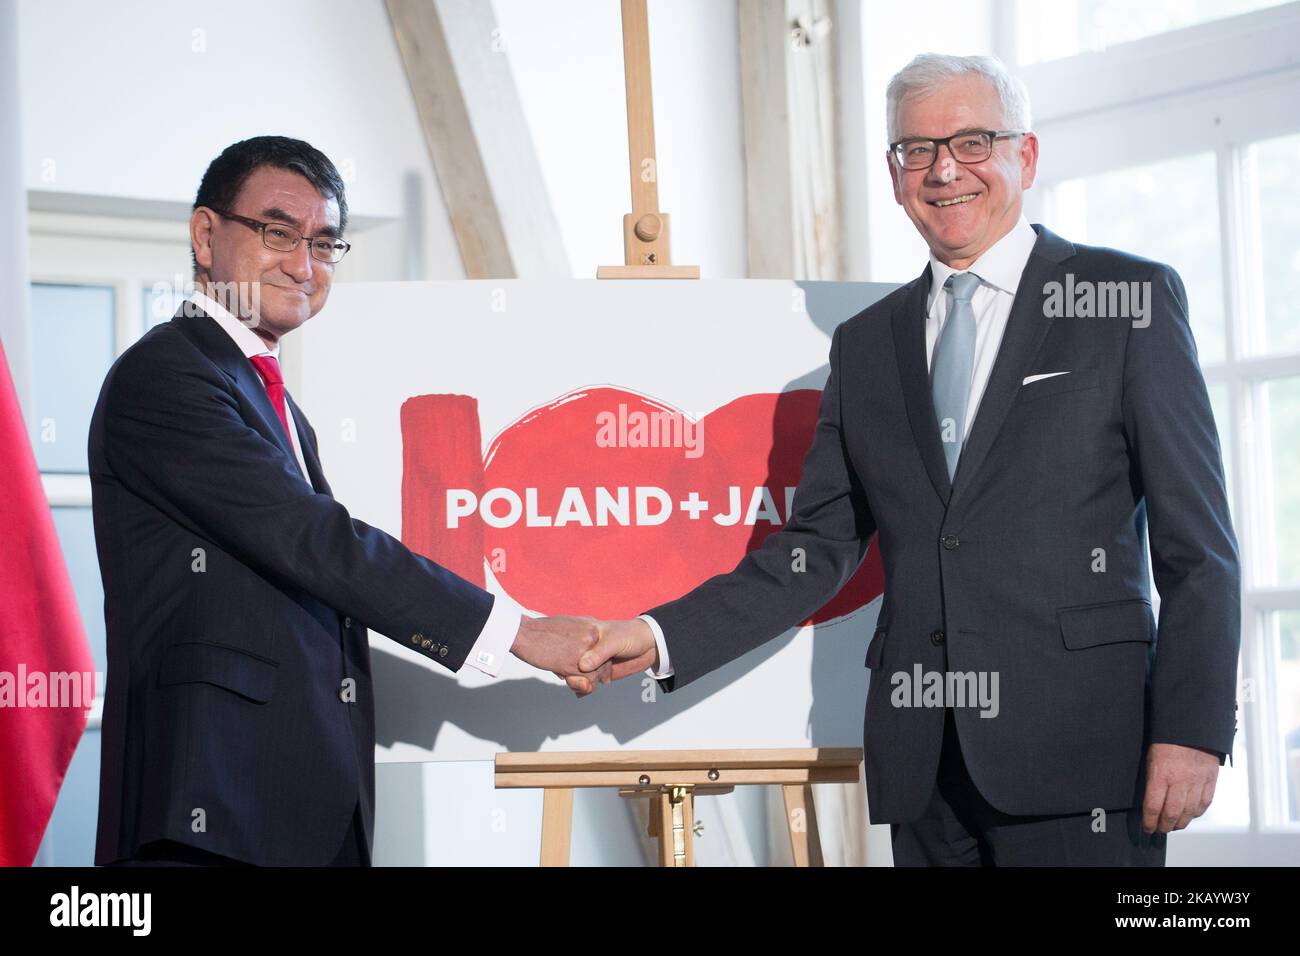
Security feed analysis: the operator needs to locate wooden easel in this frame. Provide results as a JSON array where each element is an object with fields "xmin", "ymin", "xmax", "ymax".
[
  {"xmin": 596, "ymin": 0, "xmax": 698, "ymax": 279},
  {"xmin": 495, "ymin": 3, "xmax": 862, "ymax": 869},
  {"xmin": 495, "ymin": 748, "xmax": 863, "ymax": 867}
]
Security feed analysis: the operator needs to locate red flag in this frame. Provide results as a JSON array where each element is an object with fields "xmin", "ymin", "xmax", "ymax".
[{"xmin": 0, "ymin": 340, "xmax": 94, "ymax": 866}]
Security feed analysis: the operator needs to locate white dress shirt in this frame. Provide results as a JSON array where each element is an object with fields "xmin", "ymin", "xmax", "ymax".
[
  {"xmin": 923, "ymin": 216, "xmax": 1038, "ymax": 437},
  {"xmin": 192, "ymin": 291, "xmax": 313, "ymax": 479},
  {"xmin": 189, "ymin": 290, "xmax": 522, "ymax": 678},
  {"xmin": 640, "ymin": 218, "xmax": 1040, "ymax": 680}
]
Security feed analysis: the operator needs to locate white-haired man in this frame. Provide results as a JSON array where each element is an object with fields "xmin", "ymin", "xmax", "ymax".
[{"xmin": 574, "ymin": 53, "xmax": 1239, "ymax": 866}]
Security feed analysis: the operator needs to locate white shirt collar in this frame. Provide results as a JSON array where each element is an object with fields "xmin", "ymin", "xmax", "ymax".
[
  {"xmin": 926, "ymin": 216, "xmax": 1038, "ymax": 309},
  {"xmin": 187, "ymin": 289, "xmax": 280, "ymax": 361}
]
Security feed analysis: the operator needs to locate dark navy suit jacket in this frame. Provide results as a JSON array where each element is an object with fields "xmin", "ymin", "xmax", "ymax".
[
  {"xmin": 89, "ymin": 305, "xmax": 494, "ymax": 865},
  {"xmin": 649, "ymin": 225, "xmax": 1240, "ymax": 823}
]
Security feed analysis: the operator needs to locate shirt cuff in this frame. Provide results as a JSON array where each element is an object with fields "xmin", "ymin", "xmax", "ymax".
[
  {"xmin": 464, "ymin": 593, "xmax": 524, "ymax": 678},
  {"xmin": 637, "ymin": 614, "xmax": 674, "ymax": 679}
]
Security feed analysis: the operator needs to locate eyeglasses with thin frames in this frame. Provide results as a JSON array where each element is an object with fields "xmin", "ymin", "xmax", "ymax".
[{"xmin": 207, "ymin": 207, "xmax": 352, "ymax": 263}]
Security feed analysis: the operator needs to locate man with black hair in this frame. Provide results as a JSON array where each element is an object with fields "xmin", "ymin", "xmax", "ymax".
[{"xmin": 89, "ymin": 136, "xmax": 603, "ymax": 866}]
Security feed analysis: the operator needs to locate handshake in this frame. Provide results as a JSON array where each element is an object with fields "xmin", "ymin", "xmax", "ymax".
[{"xmin": 509, "ymin": 616, "xmax": 660, "ymax": 697}]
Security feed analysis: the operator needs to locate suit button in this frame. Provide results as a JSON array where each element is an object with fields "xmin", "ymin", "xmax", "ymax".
[
  {"xmin": 930, "ymin": 629, "xmax": 946, "ymax": 646},
  {"xmin": 439, "ymin": 646, "xmax": 449, "ymax": 658},
  {"xmin": 421, "ymin": 639, "xmax": 433, "ymax": 649},
  {"xmin": 941, "ymin": 533, "xmax": 960, "ymax": 550},
  {"xmin": 338, "ymin": 683, "xmax": 350, "ymax": 702},
  {"xmin": 411, "ymin": 632, "xmax": 423, "ymax": 645},
  {"xmin": 344, "ymin": 616, "xmax": 352, "ymax": 629}
]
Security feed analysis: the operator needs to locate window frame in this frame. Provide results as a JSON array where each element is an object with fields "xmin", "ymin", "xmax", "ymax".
[{"xmin": 1007, "ymin": 0, "xmax": 1300, "ymax": 838}]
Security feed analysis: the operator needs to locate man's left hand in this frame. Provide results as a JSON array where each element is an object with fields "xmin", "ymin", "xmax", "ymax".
[{"xmin": 1142, "ymin": 742, "xmax": 1220, "ymax": 834}]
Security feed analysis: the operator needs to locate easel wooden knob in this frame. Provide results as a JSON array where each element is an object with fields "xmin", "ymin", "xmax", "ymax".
[
  {"xmin": 597, "ymin": 0, "xmax": 699, "ymax": 279},
  {"xmin": 495, "ymin": 747, "xmax": 863, "ymax": 867}
]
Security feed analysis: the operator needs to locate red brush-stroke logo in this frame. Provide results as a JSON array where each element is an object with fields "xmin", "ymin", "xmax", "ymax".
[{"xmin": 401, "ymin": 386, "xmax": 882, "ymax": 623}]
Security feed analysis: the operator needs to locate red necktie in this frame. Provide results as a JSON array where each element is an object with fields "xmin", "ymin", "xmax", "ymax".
[{"xmin": 248, "ymin": 354, "xmax": 294, "ymax": 446}]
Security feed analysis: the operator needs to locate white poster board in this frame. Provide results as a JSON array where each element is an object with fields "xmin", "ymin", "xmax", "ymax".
[{"xmin": 295, "ymin": 279, "xmax": 896, "ymax": 762}]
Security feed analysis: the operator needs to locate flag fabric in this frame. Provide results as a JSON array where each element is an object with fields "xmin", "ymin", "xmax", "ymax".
[{"xmin": 0, "ymin": 340, "xmax": 94, "ymax": 866}]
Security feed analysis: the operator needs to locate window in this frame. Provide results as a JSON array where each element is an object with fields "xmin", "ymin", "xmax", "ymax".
[
  {"xmin": 1019, "ymin": 2, "xmax": 1300, "ymax": 836},
  {"xmin": 1254, "ymin": 133, "xmax": 1300, "ymax": 356},
  {"xmin": 1049, "ymin": 152, "xmax": 1225, "ymax": 363},
  {"xmin": 30, "ymin": 284, "xmax": 116, "ymax": 473},
  {"xmin": 1015, "ymin": 0, "xmax": 1292, "ymax": 65},
  {"xmin": 50, "ymin": 506, "xmax": 107, "ymax": 677},
  {"xmin": 1273, "ymin": 610, "xmax": 1300, "ymax": 821}
]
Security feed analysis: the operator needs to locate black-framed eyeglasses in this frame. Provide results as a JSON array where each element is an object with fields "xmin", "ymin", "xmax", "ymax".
[
  {"xmin": 207, "ymin": 207, "xmax": 352, "ymax": 263},
  {"xmin": 889, "ymin": 129, "xmax": 1026, "ymax": 171}
]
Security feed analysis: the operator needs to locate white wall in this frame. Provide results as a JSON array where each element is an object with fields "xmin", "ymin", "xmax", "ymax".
[
  {"xmin": 15, "ymin": 0, "xmax": 753, "ymax": 281},
  {"xmin": 493, "ymin": 0, "xmax": 747, "ymax": 278},
  {"xmin": 497, "ymin": 0, "xmax": 1000, "ymax": 283},
  {"xmin": 858, "ymin": 0, "xmax": 996, "ymax": 282},
  {"xmin": 16, "ymin": 0, "xmax": 997, "ymax": 285},
  {"xmin": 16, "ymin": 0, "xmax": 466, "ymax": 280}
]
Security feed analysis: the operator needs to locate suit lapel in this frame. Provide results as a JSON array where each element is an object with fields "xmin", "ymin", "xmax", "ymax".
[
  {"xmin": 947, "ymin": 224, "xmax": 1075, "ymax": 508},
  {"xmin": 893, "ymin": 266, "xmax": 953, "ymax": 506},
  {"xmin": 285, "ymin": 392, "xmax": 333, "ymax": 497},
  {"xmin": 172, "ymin": 308, "xmax": 306, "ymax": 472}
]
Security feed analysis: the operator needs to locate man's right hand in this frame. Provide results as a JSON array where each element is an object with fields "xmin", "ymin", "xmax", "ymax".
[
  {"xmin": 563, "ymin": 618, "xmax": 660, "ymax": 695},
  {"xmin": 509, "ymin": 615, "xmax": 614, "ymax": 696},
  {"xmin": 510, "ymin": 616, "xmax": 660, "ymax": 698}
]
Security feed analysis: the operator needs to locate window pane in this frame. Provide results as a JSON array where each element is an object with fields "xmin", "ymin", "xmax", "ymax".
[
  {"xmin": 1051, "ymin": 153, "xmax": 1225, "ymax": 363},
  {"xmin": 33, "ymin": 727, "xmax": 100, "ymax": 866},
  {"xmin": 30, "ymin": 283, "xmax": 115, "ymax": 473},
  {"xmin": 1263, "ymin": 376, "xmax": 1300, "ymax": 585},
  {"xmin": 1198, "ymin": 653, "xmax": 1250, "ymax": 830},
  {"xmin": 1278, "ymin": 611, "xmax": 1300, "ymax": 824},
  {"xmin": 50, "ymin": 506, "xmax": 105, "ymax": 676},
  {"xmin": 1252, "ymin": 133, "xmax": 1300, "ymax": 355},
  {"xmin": 1016, "ymin": 0, "xmax": 1290, "ymax": 65}
]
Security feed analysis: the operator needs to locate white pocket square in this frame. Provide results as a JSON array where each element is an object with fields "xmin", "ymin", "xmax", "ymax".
[{"xmin": 1022, "ymin": 371, "xmax": 1070, "ymax": 385}]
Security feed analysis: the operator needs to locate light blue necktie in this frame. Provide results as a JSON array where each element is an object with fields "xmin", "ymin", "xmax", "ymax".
[{"xmin": 931, "ymin": 271, "xmax": 981, "ymax": 480}]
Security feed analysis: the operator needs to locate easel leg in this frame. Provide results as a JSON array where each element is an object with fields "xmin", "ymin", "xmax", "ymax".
[
  {"xmin": 783, "ymin": 783, "xmax": 824, "ymax": 867},
  {"xmin": 540, "ymin": 787, "xmax": 574, "ymax": 867},
  {"xmin": 655, "ymin": 787, "xmax": 694, "ymax": 867},
  {"xmin": 656, "ymin": 792, "xmax": 675, "ymax": 866},
  {"xmin": 678, "ymin": 787, "xmax": 695, "ymax": 867}
]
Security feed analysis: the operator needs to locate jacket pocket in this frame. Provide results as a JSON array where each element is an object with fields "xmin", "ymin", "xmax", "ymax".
[
  {"xmin": 1017, "ymin": 367, "xmax": 1101, "ymax": 402},
  {"xmin": 1057, "ymin": 598, "xmax": 1154, "ymax": 650},
  {"xmin": 157, "ymin": 640, "xmax": 279, "ymax": 703}
]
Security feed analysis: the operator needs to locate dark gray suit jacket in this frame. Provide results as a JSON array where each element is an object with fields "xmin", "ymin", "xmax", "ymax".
[{"xmin": 648, "ymin": 224, "xmax": 1240, "ymax": 823}]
